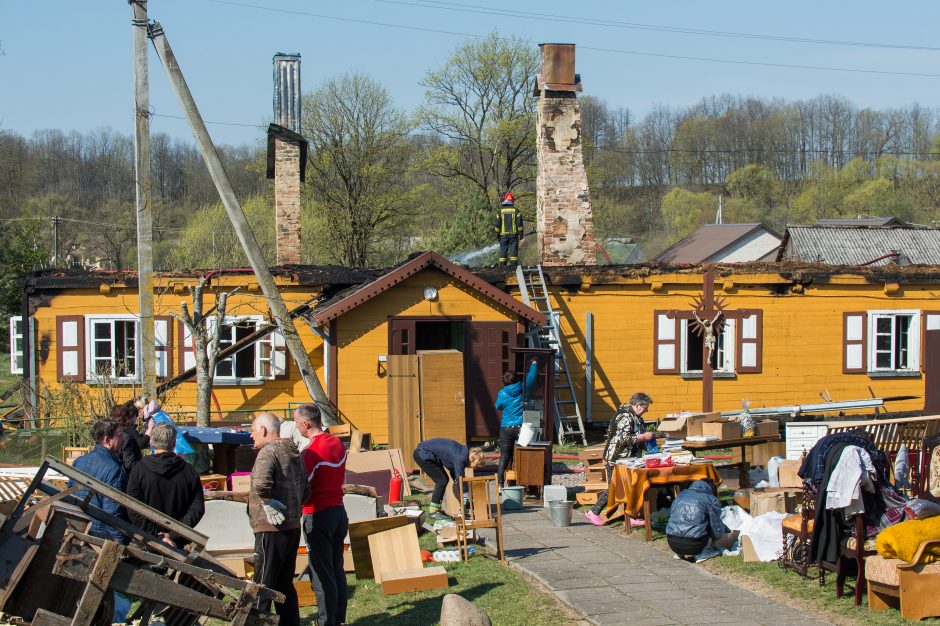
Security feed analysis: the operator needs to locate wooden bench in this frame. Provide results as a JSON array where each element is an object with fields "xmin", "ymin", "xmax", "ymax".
[{"xmin": 826, "ymin": 414, "xmax": 940, "ymax": 456}]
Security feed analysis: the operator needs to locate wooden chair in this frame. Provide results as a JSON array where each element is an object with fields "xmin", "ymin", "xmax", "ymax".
[
  {"xmin": 456, "ymin": 475, "xmax": 504, "ymax": 562},
  {"xmin": 779, "ymin": 480, "xmax": 815, "ymax": 578},
  {"xmin": 818, "ymin": 512, "xmax": 876, "ymax": 605},
  {"xmin": 867, "ymin": 538, "xmax": 940, "ymax": 621},
  {"xmin": 914, "ymin": 434, "xmax": 940, "ymax": 502}
]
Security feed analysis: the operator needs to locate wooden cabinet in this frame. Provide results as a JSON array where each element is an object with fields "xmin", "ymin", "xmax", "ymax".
[
  {"xmin": 785, "ymin": 422, "xmax": 828, "ymax": 460},
  {"xmin": 514, "ymin": 445, "xmax": 551, "ymax": 497}
]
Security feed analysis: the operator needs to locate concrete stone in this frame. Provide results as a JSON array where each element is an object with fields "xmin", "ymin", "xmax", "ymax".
[
  {"xmin": 194, "ymin": 500, "xmax": 254, "ymax": 553},
  {"xmin": 542, "ymin": 484, "xmax": 569, "ymax": 507},
  {"xmin": 439, "ymin": 593, "xmax": 491, "ymax": 626}
]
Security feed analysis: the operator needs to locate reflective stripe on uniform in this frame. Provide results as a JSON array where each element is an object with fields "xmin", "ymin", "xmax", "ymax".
[{"xmin": 500, "ymin": 207, "xmax": 518, "ymax": 235}]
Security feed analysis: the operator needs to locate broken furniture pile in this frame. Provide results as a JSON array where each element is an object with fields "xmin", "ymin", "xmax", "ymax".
[{"xmin": 0, "ymin": 457, "xmax": 282, "ymax": 625}]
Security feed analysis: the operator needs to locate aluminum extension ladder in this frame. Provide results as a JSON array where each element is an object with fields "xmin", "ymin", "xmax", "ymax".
[{"xmin": 515, "ymin": 265, "xmax": 587, "ymax": 446}]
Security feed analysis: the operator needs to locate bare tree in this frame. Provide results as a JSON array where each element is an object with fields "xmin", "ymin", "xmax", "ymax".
[{"xmin": 172, "ymin": 277, "xmax": 231, "ymax": 427}]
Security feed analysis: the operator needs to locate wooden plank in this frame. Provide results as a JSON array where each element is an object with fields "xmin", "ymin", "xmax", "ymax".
[
  {"xmin": 294, "ymin": 580, "xmax": 317, "ymax": 607},
  {"xmin": 388, "ymin": 354, "xmax": 420, "ymax": 472},
  {"xmin": 418, "ymin": 350, "xmax": 466, "ymax": 444},
  {"xmin": 31, "ymin": 609, "xmax": 71, "ymax": 626},
  {"xmin": 381, "ymin": 566, "xmax": 448, "ymax": 595},
  {"xmin": 69, "ymin": 540, "xmax": 124, "ymax": 626},
  {"xmin": 346, "ymin": 450, "xmax": 410, "ymax": 496},
  {"xmin": 348, "ymin": 515, "xmax": 411, "ymax": 579},
  {"xmin": 0, "ymin": 536, "xmax": 38, "ymax": 611},
  {"xmin": 367, "ymin": 525, "xmax": 422, "ymax": 584}
]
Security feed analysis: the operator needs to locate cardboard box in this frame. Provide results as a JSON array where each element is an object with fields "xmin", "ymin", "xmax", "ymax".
[
  {"xmin": 750, "ymin": 491, "xmax": 797, "ymax": 516},
  {"xmin": 778, "ymin": 460, "xmax": 803, "ymax": 489},
  {"xmin": 229, "ymin": 473, "xmax": 251, "ymax": 494},
  {"xmin": 741, "ymin": 535, "xmax": 760, "ymax": 562},
  {"xmin": 754, "ymin": 420, "xmax": 780, "ymax": 437},
  {"xmin": 752, "ymin": 442, "xmax": 786, "ymax": 468},
  {"xmin": 701, "ymin": 420, "xmax": 742, "ymax": 440},
  {"xmin": 657, "ymin": 412, "xmax": 722, "ymax": 437},
  {"xmin": 199, "ymin": 474, "xmax": 227, "ymax": 491}
]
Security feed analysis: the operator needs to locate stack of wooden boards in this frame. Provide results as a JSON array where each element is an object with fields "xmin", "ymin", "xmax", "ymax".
[{"xmin": 348, "ymin": 515, "xmax": 448, "ymax": 595}]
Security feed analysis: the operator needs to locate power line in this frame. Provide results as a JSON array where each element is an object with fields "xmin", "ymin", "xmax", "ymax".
[
  {"xmin": 584, "ymin": 145, "xmax": 937, "ymax": 157},
  {"xmin": 207, "ymin": 0, "xmax": 940, "ymax": 79},
  {"xmin": 386, "ymin": 0, "xmax": 940, "ymax": 53},
  {"xmin": 151, "ymin": 112, "xmax": 265, "ymax": 129}
]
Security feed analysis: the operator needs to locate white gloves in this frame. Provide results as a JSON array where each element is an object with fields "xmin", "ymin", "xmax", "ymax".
[{"xmin": 262, "ymin": 499, "xmax": 287, "ymax": 526}]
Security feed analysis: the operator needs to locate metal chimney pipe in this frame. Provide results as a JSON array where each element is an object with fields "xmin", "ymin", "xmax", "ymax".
[{"xmin": 273, "ymin": 53, "xmax": 301, "ymax": 131}]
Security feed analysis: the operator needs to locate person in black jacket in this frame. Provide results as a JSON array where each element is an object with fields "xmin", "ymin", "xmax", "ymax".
[
  {"xmin": 111, "ymin": 401, "xmax": 148, "ymax": 477},
  {"xmin": 127, "ymin": 423, "xmax": 205, "ymax": 547},
  {"xmin": 413, "ymin": 439, "xmax": 483, "ymax": 518}
]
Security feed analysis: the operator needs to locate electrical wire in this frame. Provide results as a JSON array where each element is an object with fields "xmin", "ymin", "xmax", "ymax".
[
  {"xmin": 384, "ymin": 0, "xmax": 940, "ymax": 53},
  {"xmin": 206, "ymin": 0, "xmax": 940, "ymax": 79},
  {"xmin": 151, "ymin": 113, "xmax": 265, "ymax": 129}
]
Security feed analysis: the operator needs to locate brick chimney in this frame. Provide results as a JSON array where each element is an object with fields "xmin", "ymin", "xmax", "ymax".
[
  {"xmin": 267, "ymin": 53, "xmax": 304, "ymax": 266},
  {"xmin": 535, "ymin": 43, "xmax": 596, "ymax": 266}
]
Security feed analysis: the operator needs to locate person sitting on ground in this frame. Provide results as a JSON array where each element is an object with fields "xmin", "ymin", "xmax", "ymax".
[
  {"xmin": 145, "ymin": 399, "xmax": 196, "ymax": 461},
  {"xmin": 495, "ymin": 358, "xmax": 539, "ymax": 487},
  {"xmin": 665, "ymin": 479, "xmax": 737, "ymax": 561},
  {"xmin": 413, "ymin": 438, "xmax": 485, "ymax": 519},
  {"xmin": 111, "ymin": 400, "xmax": 146, "ymax": 477},
  {"xmin": 585, "ymin": 392, "xmax": 655, "ymax": 527},
  {"xmin": 71, "ymin": 419, "xmax": 129, "ymax": 544},
  {"xmin": 126, "ymin": 423, "xmax": 205, "ymax": 548}
]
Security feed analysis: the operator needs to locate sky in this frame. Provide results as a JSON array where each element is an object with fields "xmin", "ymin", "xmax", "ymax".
[{"xmin": 3, "ymin": 1, "xmax": 940, "ymax": 147}]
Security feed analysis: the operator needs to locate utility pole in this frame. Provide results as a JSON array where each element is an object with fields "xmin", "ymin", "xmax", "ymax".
[
  {"xmin": 132, "ymin": 0, "xmax": 157, "ymax": 401},
  {"xmin": 147, "ymin": 23, "xmax": 336, "ymax": 422}
]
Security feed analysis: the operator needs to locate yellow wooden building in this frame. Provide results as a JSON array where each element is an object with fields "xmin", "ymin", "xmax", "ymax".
[{"xmin": 12, "ymin": 253, "xmax": 940, "ymax": 443}]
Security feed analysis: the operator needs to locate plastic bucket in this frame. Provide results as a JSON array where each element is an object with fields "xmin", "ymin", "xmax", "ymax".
[
  {"xmin": 501, "ymin": 486, "xmax": 525, "ymax": 510},
  {"xmin": 549, "ymin": 500, "xmax": 574, "ymax": 527}
]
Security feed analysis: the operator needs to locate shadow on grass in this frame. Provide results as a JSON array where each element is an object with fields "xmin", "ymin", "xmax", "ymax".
[{"xmin": 347, "ymin": 582, "xmax": 501, "ymax": 625}]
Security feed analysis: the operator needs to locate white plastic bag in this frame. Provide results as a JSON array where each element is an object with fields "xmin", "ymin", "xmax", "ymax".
[{"xmin": 721, "ymin": 505, "xmax": 752, "ymax": 531}]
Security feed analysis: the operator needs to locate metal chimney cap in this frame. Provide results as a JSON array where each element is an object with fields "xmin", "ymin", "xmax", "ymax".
[{"xmin": 273, "ymin": 52, "xmax": 301, "ymax": 60}]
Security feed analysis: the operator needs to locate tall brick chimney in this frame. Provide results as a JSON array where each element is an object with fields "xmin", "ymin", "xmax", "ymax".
[
  {"xmin": 535, "ymin": 43, "xmax": 596, "ymax": 266},
  {"xmin": 267, "ymin": 53, "xmax": 305, "ymax": 266}
]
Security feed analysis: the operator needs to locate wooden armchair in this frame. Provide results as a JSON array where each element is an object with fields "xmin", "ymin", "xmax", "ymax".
[
  {"xmin": 818, "ymin": 512, "xmax": 877, "ymax": 605},
  {"xmin": 456, "ymin": 475, "xmax": 504, "ymax": 562},
  {"xmin": 867, "ymin": 538, "xmax": 940, "ymax": 621},
  {"xmin": 779, "ymin": 480, "xmax": 815, "ymax": 578},
  {"xmin": 914, "ymin": 434, "xmax": 940, "ymax": 502}
]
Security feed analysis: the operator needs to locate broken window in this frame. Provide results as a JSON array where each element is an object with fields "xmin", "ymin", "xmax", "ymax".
[
  {"xmin": 870, "ymin": 311, "xmax": 917, "ymax": 372},
  {"xmin": 9, "ymin": 316, "xmax": 24, "ymax": 375},
  {"xmin": 87, "ymin": 317, "xmax": 138, "ymax": 380}
]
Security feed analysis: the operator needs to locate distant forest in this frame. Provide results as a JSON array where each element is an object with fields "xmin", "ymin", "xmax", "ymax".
[{"xmin": 3, "ymin": 34, "xmax": 940, "ymax": 275}]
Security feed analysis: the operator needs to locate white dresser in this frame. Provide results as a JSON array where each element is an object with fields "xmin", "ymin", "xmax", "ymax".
[{"xmin": 785, "ymin": 422, "xmax": 830, "ymax": 460}]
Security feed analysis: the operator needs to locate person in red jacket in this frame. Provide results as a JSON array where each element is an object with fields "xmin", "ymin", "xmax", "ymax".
[{"xmin": 295, "ymin": 403, "xmax": 348, "ymax": 626}]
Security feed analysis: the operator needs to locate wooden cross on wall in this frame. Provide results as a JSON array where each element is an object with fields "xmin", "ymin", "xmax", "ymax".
[{"xmin": 666, "ymin": 265, "xmax": 750, "ymax": 412}]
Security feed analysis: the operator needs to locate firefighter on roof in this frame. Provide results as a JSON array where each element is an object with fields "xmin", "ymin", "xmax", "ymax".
[{"xmin": 495, "ymin": 192, "xmax": 524, "ymax": 266}]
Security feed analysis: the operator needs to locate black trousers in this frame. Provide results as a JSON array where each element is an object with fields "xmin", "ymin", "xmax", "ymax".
[
  {"xmin": 413, "ymin": 448, "xmax": 452, "ymax": 504},
  {"xmin": 303, "ymin": 506, "xmax": 349, "ymax": 626},
  {"xmin": 498, "ymin": 235, "xmax": 519, "ymax": 266},
  {"xmin": 667, "ymin": 534, "xmax": 709, "ymax": 558},
  {"xmin": 591, "ymin": 465, "xmax": 613, "ymax": 515},
  {"xmin": 253, "ymin": 528, "xmax": 301, "ymax": 626},
  {"xmin": 497, "ymin": 426, "xmax": 521, "ymax": 486}
]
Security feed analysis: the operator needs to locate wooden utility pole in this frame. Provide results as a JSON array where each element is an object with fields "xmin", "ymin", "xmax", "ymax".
[
  {"xmin": 131, "ymin": 0, "xmax": 156, "ymax": 401},
  {"xmin": 147, "ymin": 23, "xmax": 336, "ymax": 422}
]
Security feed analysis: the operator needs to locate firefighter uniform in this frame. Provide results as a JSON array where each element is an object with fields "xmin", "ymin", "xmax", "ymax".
[{"xmin": 495, "ymin": 193, "xmax": 523, "ymax": 266}]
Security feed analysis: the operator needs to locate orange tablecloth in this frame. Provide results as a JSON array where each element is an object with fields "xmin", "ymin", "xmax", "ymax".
[{"xmin": 606, "ymin": 463, "xmax": 722, "ymax": 517}]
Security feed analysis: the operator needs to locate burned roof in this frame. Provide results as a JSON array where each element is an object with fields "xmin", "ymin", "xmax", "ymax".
[
  {"xmin": 655, "ymin": 224, "xmax": 781, "ymax": 264},
  {"xmin": 815, "ymin": 217, "xmax": 906, "ymax": 227},
  {"xmin": 778, "ymin": 225, "xmax": 940, "ymax": 266}
]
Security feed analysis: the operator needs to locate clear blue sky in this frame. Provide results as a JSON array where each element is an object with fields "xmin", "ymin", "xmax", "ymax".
[{"xmin": 3, "ymin": 0, "xmax": 940, "ymax": 147}]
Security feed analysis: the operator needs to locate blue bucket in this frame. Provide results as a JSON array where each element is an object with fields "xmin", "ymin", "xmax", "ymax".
[{"xmin": 501, "ymin": 486, "xmax": 525, "ymax": 510}]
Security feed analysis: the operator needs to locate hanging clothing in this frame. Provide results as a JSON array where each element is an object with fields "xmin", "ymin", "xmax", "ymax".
[{"xmin": 826, "ymin": 446, "xmax": 876, "ymax": 515}]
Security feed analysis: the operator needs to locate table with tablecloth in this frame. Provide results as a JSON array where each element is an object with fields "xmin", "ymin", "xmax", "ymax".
[{"xmin": 606, "ymin": 463, "xmax": 722, "ymax": 541}]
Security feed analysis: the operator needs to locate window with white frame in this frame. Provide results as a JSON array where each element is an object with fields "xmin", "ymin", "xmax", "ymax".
[
  {"xmin": 213, "ymin": 315, "xmax": 283, "ymax": 381},
  {"xmin": 680, "ymin": 318, "xmax": 735, "ymax": 374},
  {"xmin": 86, "ymin": 316, "xmax": 138, "ymax": 380},
  {"xmin": 843, "ymin": 310, "xmax": 921, "ymax": 374},
  {"xmin": 9, "ymin": 316, "xmax": 24, "ymax": 375}
]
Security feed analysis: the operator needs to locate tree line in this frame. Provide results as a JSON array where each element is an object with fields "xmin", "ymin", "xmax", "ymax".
[{"xmin": 4, "ymin": 32, "xmax": 940, "ymax": 285}]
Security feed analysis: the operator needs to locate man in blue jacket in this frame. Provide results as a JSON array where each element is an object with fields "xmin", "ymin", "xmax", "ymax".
[
  {"xmin": 495, "ymin": 359, "xmax": 539, "ymax": 487},
  {"xmin": 71, "ymin": 419, "xmax": 129, "ymax": 544},
  {"xmin": 665, "ymin": 480, "xmax": 736, "ymax": 561}
]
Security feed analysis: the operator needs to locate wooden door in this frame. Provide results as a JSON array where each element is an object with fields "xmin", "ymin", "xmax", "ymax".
[
  {"xmin": 387, "ymin": 355, "xmax": 420, "ymax": 471},
  {"xmin": 417, "ymin": 350, "xmax": 466, "ymax": 444},
  {"xmin": 388, "ymin": 318, "xmax": 416, "ymax": 355},
  {"xmin": 465, "ymin": 322, "xmax": 517, "ymax": 439}
]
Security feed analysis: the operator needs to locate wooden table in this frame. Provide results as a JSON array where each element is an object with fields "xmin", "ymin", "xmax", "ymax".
[
  {"xmin": 607, "ymin": 463, "xmax": 722, "ymax": 541},
  {"xmin": 682, "ymin": 435, "xmax": 781, "ymax": 487}
]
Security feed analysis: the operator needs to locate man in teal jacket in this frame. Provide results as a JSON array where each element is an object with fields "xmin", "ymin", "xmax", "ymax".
[{"xmin": 495, "ymin": 359, "xmax": 539, "ymax": 486}]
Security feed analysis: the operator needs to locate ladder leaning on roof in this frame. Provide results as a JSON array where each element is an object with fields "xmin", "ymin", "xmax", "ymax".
[{"xmin": 515, "ymin": 265, "xmax": 587, "ymax": 446}]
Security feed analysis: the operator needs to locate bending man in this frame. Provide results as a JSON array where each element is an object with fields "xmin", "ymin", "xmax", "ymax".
[{"xmin": 413, "ymin": 438, "xmax": 484, "ymax": 518}]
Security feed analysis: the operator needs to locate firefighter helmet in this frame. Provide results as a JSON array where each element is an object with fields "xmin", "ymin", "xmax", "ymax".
[{"xmin": 501, "ymin": 192, "xmax": 515, "ymax": 206}]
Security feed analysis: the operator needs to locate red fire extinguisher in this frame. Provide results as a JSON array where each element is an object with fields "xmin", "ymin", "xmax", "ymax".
[{"xmin": 389, "ymin": 469, "xmax": 403, "ymax": 504}]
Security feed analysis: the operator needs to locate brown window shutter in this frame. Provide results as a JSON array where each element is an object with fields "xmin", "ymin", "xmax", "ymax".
[
  {"xmin": 653, "ymin": 311, "xmax": 679, "ymax": 374},
  {"xmin": 273, "ymin": 329, "xmax": 289, "ymax": 379},
  {"xmin": 56, "ymin": 315, "xmax": 85, "ymax": 382},
  {"xmin": 736, "ymin": 309, "xmax": 763, "ymax": 373},
  {"xmin": 843, "ymin": 312, "xmax": 867, "ymax": 374},
  {"xmin": 922, "ymin": 311, "xmax": 940, "ymax": 373},
  {"xmin": 155, "ymin": 316, "xmax": 173, "ymax": 379}
]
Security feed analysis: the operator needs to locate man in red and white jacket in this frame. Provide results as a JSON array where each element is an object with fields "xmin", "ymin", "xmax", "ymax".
[{"xmin": 295, "ymin": 403, "xmax": 348, "ymax": 626}]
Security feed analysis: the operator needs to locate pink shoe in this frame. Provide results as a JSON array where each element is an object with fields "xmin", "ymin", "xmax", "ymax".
[
  {"xmin": 629, "ymin": 517, "xmax": 647, "ymax": 527},
  {"xmin": 584, "ymin": 511, "xmax": 605, "ymax": 526}
]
